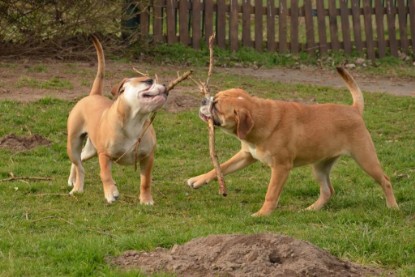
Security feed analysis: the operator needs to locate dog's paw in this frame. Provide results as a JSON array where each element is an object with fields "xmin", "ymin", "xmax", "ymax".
[
  {"xmin": 140, "ymin": 197, "xmax": 154, "ymax": 205},
  {"xmin": 104, "ymin": 186, "xmax": 119, "ymax": 204},
  {"xmin": 69, "ymin": 187, "xmax": 84, "ymax": 195},
  {"xmin": 251, "ymin": 209, "xmax": 273, "ymax": 217},
  {"xmin": 139, "ymin": 190, "xmax": 154, "ymax": 205},
  {"xmin": 187, "ymin": 175, "xmax": 209, "ymax": 189},
  {"xmin": 67, "ymin": 178, "xmax": 74, "ymax": 187}
]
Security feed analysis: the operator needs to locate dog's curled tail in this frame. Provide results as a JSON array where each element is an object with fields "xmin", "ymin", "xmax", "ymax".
[
  {"xmin": 89, "ymin": 34, "xmax": 105, "ymax": 96},
  {"xmin": 336, "ymin": 67, "xmax": 364, "ymax": 116}
]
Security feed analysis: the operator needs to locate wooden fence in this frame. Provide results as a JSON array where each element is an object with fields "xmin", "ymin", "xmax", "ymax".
[{"xmin": 137, "ymin": 0, "xmax": 415, "ymax": 59}]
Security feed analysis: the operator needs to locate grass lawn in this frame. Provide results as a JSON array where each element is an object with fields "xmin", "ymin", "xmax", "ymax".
[{"xmin": 0, "ymin": 69, "xmax": 414, "ymax": 276}]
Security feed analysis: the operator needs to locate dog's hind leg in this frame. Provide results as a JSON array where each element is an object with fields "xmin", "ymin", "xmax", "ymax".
[
  {"xmin": 351, "ymin": 141, "xmax": 399, "ymax": 209},
  {"xmin": 68, "ymin": 138, "xmax": 97, "ymax": 187},
  {"xmin": 67, "ymin": 137, "xmax": 86, "ymax": 195},
  {"xmin": 306, "ymin": 157, "xmax": 338, "ymax": 211}
]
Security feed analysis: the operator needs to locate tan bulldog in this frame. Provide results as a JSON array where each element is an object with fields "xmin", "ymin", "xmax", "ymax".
[{"xmin": 67, "ymin": 36, "xmax": 166, "ymax": 204}]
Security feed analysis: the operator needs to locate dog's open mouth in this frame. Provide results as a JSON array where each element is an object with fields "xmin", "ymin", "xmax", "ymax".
[
  {"xmin": 199, "ymin": 111, "xmax": 211, "ymax": 122},
  {"xmin": 141, "ymin": 86, "xmax": 167, "ymax": 100}
]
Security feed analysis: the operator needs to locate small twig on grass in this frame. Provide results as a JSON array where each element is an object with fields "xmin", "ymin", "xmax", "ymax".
[{"xmin": 0, "ymin": 172, "xmax": 52, "ymax": 182}]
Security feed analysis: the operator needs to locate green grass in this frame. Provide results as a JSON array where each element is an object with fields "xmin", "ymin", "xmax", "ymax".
[
  {"xmin": 0, "ymin": 73, "xmax": 414, "ymax": 276},
  {"xmin": 16, "ymin": 76, "xmax": 73, "ymax": 90}
]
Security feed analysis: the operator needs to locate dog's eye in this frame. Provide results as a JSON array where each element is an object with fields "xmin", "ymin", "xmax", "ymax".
[{"xmin": 143, "ymin": 79, "xmax": 153, "ymax": 85}]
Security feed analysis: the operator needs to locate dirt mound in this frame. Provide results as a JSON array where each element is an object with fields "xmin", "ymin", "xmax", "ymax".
[
  {"xmin": 0, "ymin": 134, "xmax": 51, "ymax": 151},
  {"xmin": 109, "ymin": 233, "xmax": 383, "ymax": 276}
]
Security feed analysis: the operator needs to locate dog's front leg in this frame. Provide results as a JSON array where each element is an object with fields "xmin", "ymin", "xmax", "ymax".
[
  {"xmin": 139, "ymin": 152, "xmax": 154, "ymax": 205},
  {"xmin": 187, "ymin": 150, "xmax": 256, "ymax": 189},
  {"xmin": 98, "ymin": 153, "xmax": 119, "ymax": 203},
  {"xmin": 252, "ymin": 164, "xmax": 291, "ymax": 217}
]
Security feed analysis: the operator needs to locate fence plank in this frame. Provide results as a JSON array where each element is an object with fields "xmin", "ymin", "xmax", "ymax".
[
  {"xmin": 351, "ymin": 0, "xmax": 363, "ymax": 51},
  {"xmin": 254, "ymin": 0, "xmax": 263, "ymax": 51},
  {"xmin": 328, "ymin": 0, "xmax": 339, "ymax": 50},
  {"xmin": 304, "ymin": 0, "xmax": 315, "ymax": 53},
  {"xmin": 192, "ymin": 0, "xmax": 201, "ymax": 49},
  {"xmin": 316, "ymin": 0, "xmax": 327, "ymax": 54},
  {"xmin": 397, "ymin": 0, "xmax": 408, "ymax": 52},
  {"xmin": 167, "ymin": 0, "xmax": 177, "ymax": 43},
  {"xmin": 230, "ymin": 0, "xmax": 239, "ymax": 51},
  {"xmin": 267, "ymin": 0, "xmax": 276, "ymax": 51},
  {"xmin": 410, "ymin": 0, "xmax": 415, "ymax": 52},
  {"xmin": 153, "ymin": 0, "xmax": 163, "ymax": 43},
  {"xmin": 204, "ymin": 0, "xmax": 214, "ymax": 43},
  {"xmin": 278, "ymin": 0, "xmax": 286, "ymax": 52},
  {"xmin": 363, "ymin": 0, "xmax": 375, "ymax": 59},
  {"xmin": 386, "ymin": 0, "xmax": 398, "ymax": 56},
  {"xmin": 217, "ymin": 0, "xmax": 226, "ymax": 48},
  {"xmin": 290, "ymin": 0, "xmax": 299, "ymax": 53},
  {"xmin": 179, "ymin": 0, "xmax": 189, "ymax": 45},
  {"xmin": 340, "ymin": 0, "xmax": 352, "ymax": 54},
  {"xmin": 242, "ymin": 0, "xmax": 252, "ymax": 47},
  {"xmin": 139, "ymin": 2, "xmax": 149, "ymax": 39},
  {"xmin": 374, "ymin": 0, "xmax": 386, "ymax": 58}
]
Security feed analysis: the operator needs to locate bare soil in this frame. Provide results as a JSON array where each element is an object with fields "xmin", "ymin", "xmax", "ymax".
[
  {"xmin": 108, "ymin": 233, "xmax": 386, "ymax": 276},
  {"xmin": 0, "ymin": 61, "xmax": 413, "ymax": 107},
  {"xmin": 0, "ymin": 134, "xmax": 51, "ymax": 151}
]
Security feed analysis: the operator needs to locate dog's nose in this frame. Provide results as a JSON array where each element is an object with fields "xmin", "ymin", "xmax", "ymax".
[{"xmin": 201, "ymin": 98, "xmax": 209, "ymax": 106}]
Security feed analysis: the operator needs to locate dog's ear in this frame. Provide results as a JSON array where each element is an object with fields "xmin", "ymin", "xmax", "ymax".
[
  {"xmin": 111, "ymin": 78, "xmax": 128, "ymax": 98},
  {"xmin": 235, "ymin": 109, "xmax": 254, "ymax": 140}
]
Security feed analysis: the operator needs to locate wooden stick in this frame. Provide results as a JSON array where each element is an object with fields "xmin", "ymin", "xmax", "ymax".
[
  {"xmin": 166, "ymin": 70, "xmax": 193, "ymax": 93},
  {"xmin": 204, "ymin": 34, "xmax": 227, "ymax": 197},
  {"xmin": 0, "ymin": 176, "xmax": 52, "ymax": 182}
]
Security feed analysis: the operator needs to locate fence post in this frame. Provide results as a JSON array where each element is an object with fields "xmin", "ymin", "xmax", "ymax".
[
  {"xmin": 242, "ymin": 0, "xmax": 252, "ymax": 48},
  {"xmin": 351, "ymin": 0, "xmax": 363, "ymax": 51},
  {"xmin": 304, "ymin": 0, "xmax": 315, "ymax": 53},
  {"xmin": 192, "ymin": 0, "xmax": 201, "ymax": 49},
  {"xmin": 410, "ymin": 0, "xmax": 415, "ymax": 52},
  {"xmin": 167, "ymin": 0, "xmax": 177, "ymax": 43},
  {"xmin": 290, "ymin": 0, "xmax": 299, "ymax": 53},
  {"xmin": 375, "ymin": 0, "xmax": 386, "ymax": 58},
  {"xmin": 316, "ymin": 0, "xmax": 327, "ymax": 54},
  {"xmin": 255, "ymin": 0, "xmax": 263, "ymax": 51},
  {"xmin": 230, "ymin": 0, "xmax": 239, "ymax": 51},
  {"xmin": 340, "ymin": 0, "xmax": 352, "ymax": 54},
  {"xmin": 386, "ymin": 0, "xmax": 398, "ymax": 56},
  {"xmin": 363, "ymin": 0, "xmax": 375, "ymax": 60},
  {"xmin": 217, "ymin": 0, "xmax": 226, "ymax": 48},
  {"xmin": 278, "ymin": 0, "xmax": 287, "ymax": 52}
]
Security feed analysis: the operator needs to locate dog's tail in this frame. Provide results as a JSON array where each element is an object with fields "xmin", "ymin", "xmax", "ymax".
[
  {"xmin": 89, "ymin": 35, "xmax": 105, "ymax": 96},
  {"xmin": 336, "ymin": 67, "xmax": 364, "ymax": 116}
]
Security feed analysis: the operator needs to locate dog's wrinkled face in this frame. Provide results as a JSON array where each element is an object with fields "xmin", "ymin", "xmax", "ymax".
[
  {"xmin": 112, "ymin": 77, "xmax": 167, "ymax": 113},
  {"xmin": 199, "ymin": 89, "xmax": 254, "ymax": 139}
]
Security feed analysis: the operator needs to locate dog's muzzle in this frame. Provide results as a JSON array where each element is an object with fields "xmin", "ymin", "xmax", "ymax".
[{"xmin": 199, "ymin": 96, "xmax": 213, "ymax": 122}]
